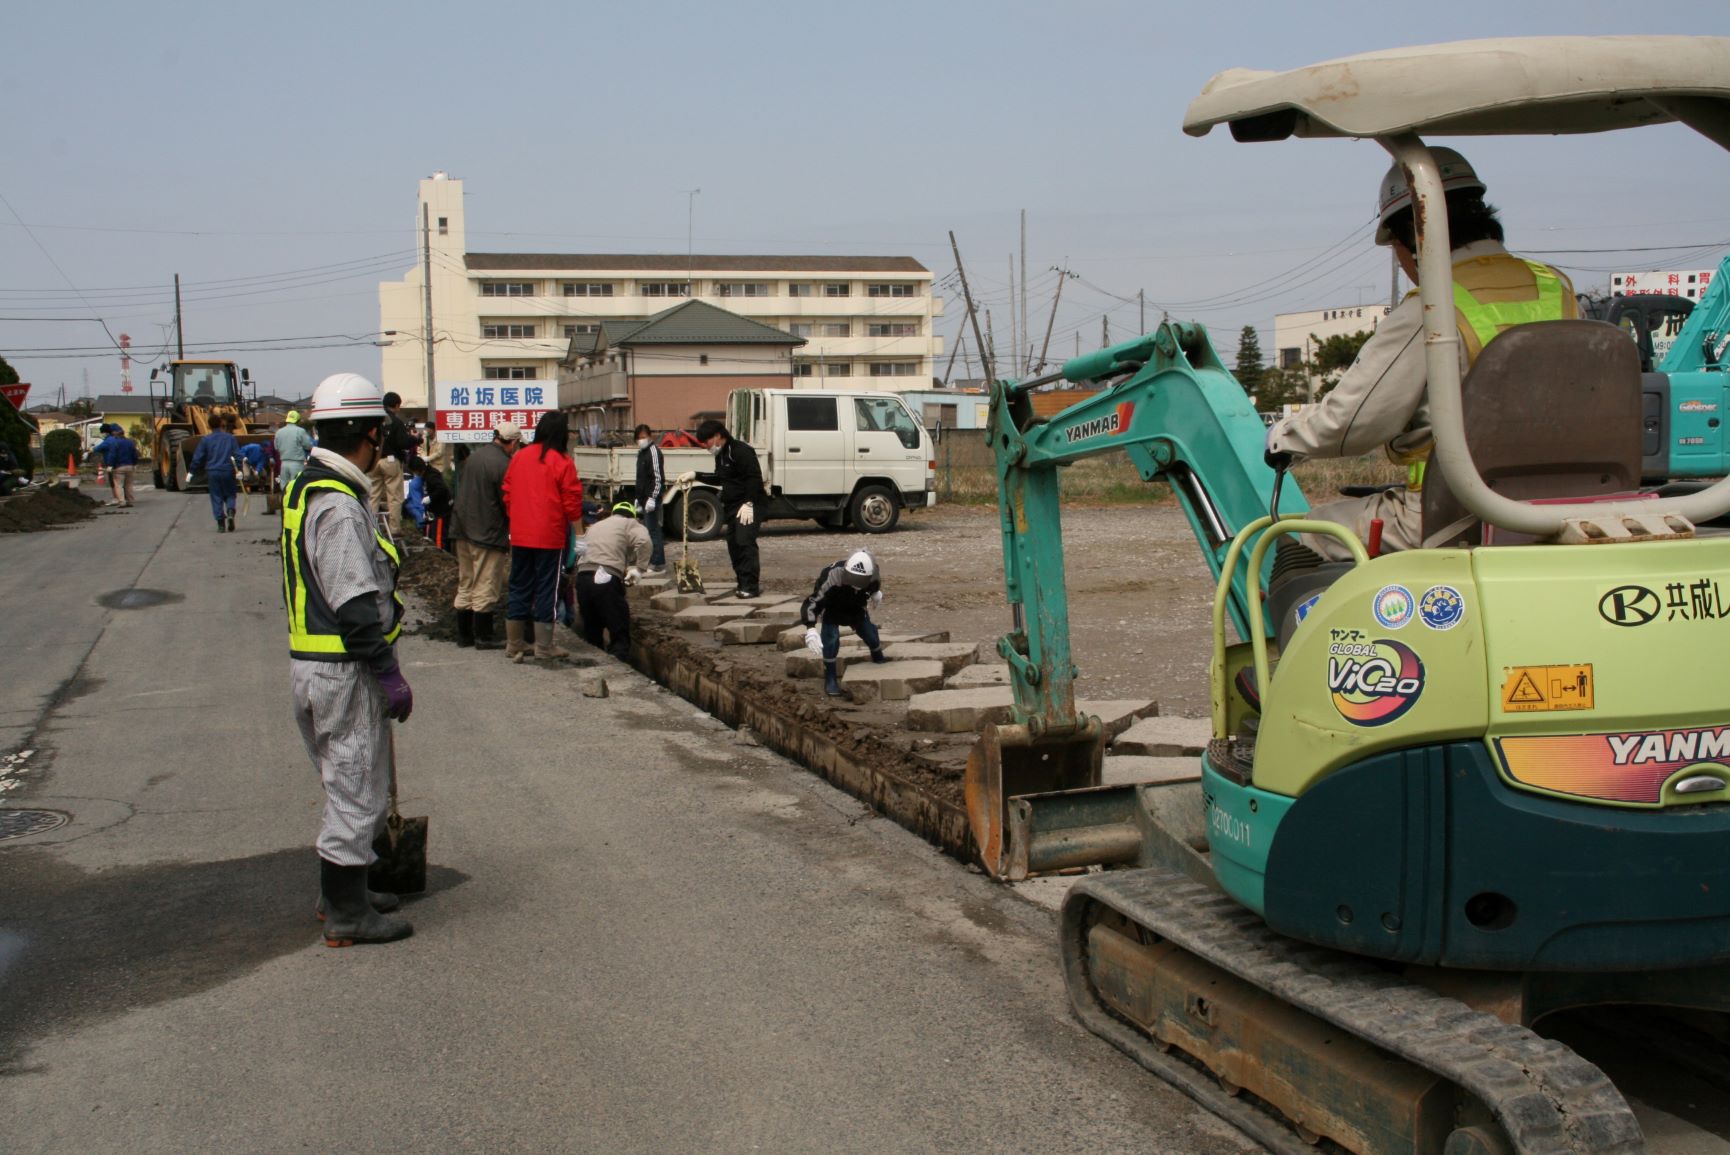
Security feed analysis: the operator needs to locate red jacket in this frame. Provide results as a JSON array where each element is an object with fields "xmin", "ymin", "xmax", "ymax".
[{"xmin": 501, "ymin": 444, "xmax": 583, "ymax": 549}]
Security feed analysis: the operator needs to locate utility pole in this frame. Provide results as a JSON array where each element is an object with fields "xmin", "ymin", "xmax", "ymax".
[
  {"xmin": 1019, "ymin": 209, "xmax": 1028, "ymax": 378},
  {"xmin": 1103, "ymin": 316, "xmax": 1110, "ymax": 347},
  {"xmin": 942, "ymin": 324, "xmax": 966, "ymax": 387},
  {"xmin": 947, "ymin": 231, "xmax": 993, "ymax": 384},
  {"xmin": 422, "ymin": 202, "xmax": 436, "ymax": 410},
  {"xmin": 173, "ymin": 274, "xmax": 184, "ymax": 359},
  {"xmin": 686, "ymin": 188, "xmax": 701, "ymax": 294},
  {"xmin": 1389, "ymin": 247, "xmax": 1400, "ymax": 308},
  {"xmin": 1008, "ymin": 255, "xmax": 1018, "ymax": 380},
  {"xmin": 986, "ymin": 309, "xmax": 998, "ymax": 377},
  {"xmin": 1035, "ymin": 268, "xmax": 1067, "ymax": 372},
  {"xmin": 1138, "ymin": 289, "xmax": 1145, "ymax": 334}
]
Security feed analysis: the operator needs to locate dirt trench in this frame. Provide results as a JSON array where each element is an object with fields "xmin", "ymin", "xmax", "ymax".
[{"xmin": 0, "ymin": 485, "xmax": 99, "ymax": 533}]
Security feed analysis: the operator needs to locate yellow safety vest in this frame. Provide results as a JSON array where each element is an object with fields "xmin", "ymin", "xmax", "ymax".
[
  {"xmin": 281, "ymin": 466, "xmax": 402, "ymax": 660},
  {"xmin": 1406, "ymin": 255, "xmax": 1575, "ymax": 489}
]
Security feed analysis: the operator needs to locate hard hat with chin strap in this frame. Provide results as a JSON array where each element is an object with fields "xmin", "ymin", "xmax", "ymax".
[
  {"xmin": 308, "ymin": 373, "xmax": 387, "ymax": 422},
  {"xmin": 1374, "ymin": 147, "xmax": 1485, "ymax": 246},
  {"xmin": 611, "ymin": 500, "xmax": 639, "ymax": 518}
]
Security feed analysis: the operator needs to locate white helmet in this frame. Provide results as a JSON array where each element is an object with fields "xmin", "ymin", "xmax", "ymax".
[
  {"xmin": 841, "ymin": 550, "xmax": 876, "ymax": 588},
  {"xmin": 1374, "ymin": 147, "xmax": 1485, "ymax": 246},
  {"xmin": 308, "ymin": 372, "xmax": 387, "ymax": 422}
]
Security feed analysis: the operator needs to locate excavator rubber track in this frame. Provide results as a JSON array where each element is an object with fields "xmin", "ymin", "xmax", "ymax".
[{"xmin": 1061, "ymin": 866, "xmax": 1646, "ymax": 1155}]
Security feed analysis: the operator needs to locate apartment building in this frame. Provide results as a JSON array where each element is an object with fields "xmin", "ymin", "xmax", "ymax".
[{"xmin": 378, "ymin": 174, "xmax": 944, "ymax": 408}]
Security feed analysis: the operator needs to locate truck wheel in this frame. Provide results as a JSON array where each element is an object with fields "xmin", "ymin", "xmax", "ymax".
[
  {"xmin": 674, "ymin": 489, "xmax": 723, "ymax": 542},
  {"xmin": 849, "ymin": 484, "xmax": 900, "ymax": 534},
  {"xmin": 163, "ymin": 430, "xmax": 188, "ymax": 492}
]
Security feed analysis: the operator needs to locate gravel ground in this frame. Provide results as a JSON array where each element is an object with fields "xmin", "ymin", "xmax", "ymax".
[{"xmin": 670, "ymin": 500, "xmax": 1219, "ymax": 718}]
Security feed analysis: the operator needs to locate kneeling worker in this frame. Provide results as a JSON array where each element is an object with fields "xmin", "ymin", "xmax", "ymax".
[
  {"xmin": 799, "ymin": 550, "xmax": 887, "ymax": 697},
  {"xmin": 283, "ymin": 372, "xmax": 416, "ymax": 948},
  {"xmin": 575, "ymin": 500, "xmax": 653, "ymax": 659}
]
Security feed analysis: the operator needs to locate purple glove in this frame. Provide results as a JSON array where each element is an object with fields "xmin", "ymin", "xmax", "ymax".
[{"xmin": 376, "ymin": 663, "xmax": 414, "ymax": 722}]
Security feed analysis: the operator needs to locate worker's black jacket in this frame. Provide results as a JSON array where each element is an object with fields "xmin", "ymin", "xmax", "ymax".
[
  {"xmin": 420, "ymin": 467, "xmax": 454, "ymax": 521},
  {"xmin": 800, "ymin": 560, "xmax": 880, "ymax": 628},
  {"xmin": 381, "ymin": 413, "xmax": 419, "ymax": 462},
  {"xmin": 695, "ymin": 437, "xmax": 768, "ymax": 514},
  {"xmin": 635, "ymin": 441, "xmax": 665, "ymax": 507}
]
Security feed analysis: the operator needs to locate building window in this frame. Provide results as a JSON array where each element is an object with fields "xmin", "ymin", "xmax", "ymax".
[
  {"xmin": 1279, "ymin": 347, "xmax": 1301, "ymax": 369},
  {"xmin": 867, "ymin": 322, "xmax": 918, "ymax": 337},
  {"xmin": 482, "ymin": 323, "xmax": 537, "ymax": 339},
  {"xmin": 562, "ymin": 282, "xmax": 615, "ymax": 297},
  {"xmin": 717, "ymin": 282, "xmax": 769, "ymax": 297},
  {"xmin": 640, "ymin": 282, "xmax": 691, "ymax": 298},
  {"xmin": 792, "ymin": 362, "xmax": 815, "ymax": 378},
  {"xmin": 922, "ymin": 402, "xmax": 958, "ymax": 428},
  {"xmin": 482, "ymin": 366, "xmax": 539, "ymax": 380},
  {"xmin": 786, "ymin": 395, "xmax": 839, "ymax": 430},
  {"xmin": 867, "ymin": 362, "xmax": 918, "ymax": 377},
  {"xmin": 787, "ymin": 283, "xmax": 813, "ymax": 298},
  {"xmin": 563, "ymin": 322, "xmax": 604, "ymax": 337},
  {"xmin": 437, "ymin": 216, "xmax": 448, "ymax": 235},
  {"xmin": 819, "ymin": 322, "xmax": 850, "ymax": 338},
  {"xmin": 788, "ymin": 323, "xmax": 813, "ymax": 338},
  {"xmin": 699, "ymin": 354, "xmax": 709, "ymax": 366},
  {"xmin": 479, "ymin": 281, "xmax": 536, "ymax": 297},
  {"xmin": 824, "ymin": 362, "xmax": 851, "ymax": 377},
  {"xmin": 823, "ymin": 283, "xmax": 850, "ymax": 298},
  {"xmin": 867, "ymin": 283, "xmax": 915, "ymax": 298}
]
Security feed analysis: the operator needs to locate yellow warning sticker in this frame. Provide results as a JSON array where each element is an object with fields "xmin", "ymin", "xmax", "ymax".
[{"xmin": 1500, "ymin": 664, "xmax": 1594, "ymax": 713}]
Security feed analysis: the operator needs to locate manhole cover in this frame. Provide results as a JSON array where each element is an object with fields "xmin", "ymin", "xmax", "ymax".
[
  {"xmin": 0, "ymin": 809, "xmax": 69, "ymax": 841},
  {"xmin": 97, "ymin": 588, "xmax": 184, "ymax": 610}
]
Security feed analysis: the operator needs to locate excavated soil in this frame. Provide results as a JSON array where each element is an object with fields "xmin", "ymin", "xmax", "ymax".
[
  {"xmin": 0, "ymin": 485, "xmax": 99, "ymax": 533},
  {"xmin": 396, "ymin": 530, "xmax": 460, "ymax": 643}
]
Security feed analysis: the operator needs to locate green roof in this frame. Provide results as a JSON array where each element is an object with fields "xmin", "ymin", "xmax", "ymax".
[{"xmin": 612, "ymin": 300, "xmax": 805, "ymax": 347}]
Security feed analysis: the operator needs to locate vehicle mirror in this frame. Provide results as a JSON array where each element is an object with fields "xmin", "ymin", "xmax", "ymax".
[
  {"xmin": 241, "ymin": 368, "xmax": 251, "ymax": 382},
  {"xmin": 149, "ymin": 367, "xmax": 159, "ymax": 381}
]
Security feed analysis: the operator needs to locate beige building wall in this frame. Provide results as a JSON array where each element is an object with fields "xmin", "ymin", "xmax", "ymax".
[
  {"xmin": 1272, "ymin": 303, "xmax": 1392, "ymax": 386},
  {"xmin": 378, "ymin": 176, "xmax": 942, "ymax": 408}
]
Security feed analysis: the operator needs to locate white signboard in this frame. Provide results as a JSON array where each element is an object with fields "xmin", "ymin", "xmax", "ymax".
[{"xmin": 434, "ymin": 380, "xmax": 554, "ymax": 443}]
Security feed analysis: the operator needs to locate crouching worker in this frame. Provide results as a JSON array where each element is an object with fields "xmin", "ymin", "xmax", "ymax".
[
  {"xmin": 576, "ymin": 500, "xmax": 653, "ymax": 659},
  {"xmin": 799, "ymin": 550, "xmax": 886, "ymax": 697},
  {"xmin": 283, "ymin": 372, "xmax": 415, "ymax": 948}
]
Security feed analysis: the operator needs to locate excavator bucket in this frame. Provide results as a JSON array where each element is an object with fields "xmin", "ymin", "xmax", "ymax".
[{"xmin": 964, "ymin": 718, "xmax": 1103, "ymax": 880}]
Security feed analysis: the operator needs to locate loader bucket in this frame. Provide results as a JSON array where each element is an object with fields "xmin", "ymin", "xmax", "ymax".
[{"xmin": 964, "ymin": 718, "xmax": 1104, "ymax": 880}]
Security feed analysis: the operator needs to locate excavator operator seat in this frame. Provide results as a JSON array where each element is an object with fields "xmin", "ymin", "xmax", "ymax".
[{"xmin": 1420, "ymin": 319, "xmax": 1643, "ymax": 547}]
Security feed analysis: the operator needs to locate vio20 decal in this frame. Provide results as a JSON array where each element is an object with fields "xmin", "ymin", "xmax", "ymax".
[
  {"xmin": 1328, "ymin": 638, "xmax": 1425, "ymax": 727},
  {"xmin": 1062, "ymin": 401, "xmax": 1135, "ymax": 444},
  {"xmin": 1496, "ymin": 723, "xmax": 1730, "ymax": 804}
]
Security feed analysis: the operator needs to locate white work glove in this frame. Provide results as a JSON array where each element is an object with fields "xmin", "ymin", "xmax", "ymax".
[
  {"xmin": 738, "ymin": 502, "xmax": 755, "ymax": 526},
  {"xmin": 803, "ymin": 628, "xmax": 823, "ymax": 655},
  {"xmin": 644, "ymin": 498, "xmax": 657, "ymax": 513},
  {"xmin": 872, "ymin": 591, "xmax": 883, "ymax": 606},
  {"xmin": 675, "ymin": 471, "xmax": 696, "ymax": 486},
  {"xmin": 625, "ymin": 566, "xmax": 642, "ymax": 586}
]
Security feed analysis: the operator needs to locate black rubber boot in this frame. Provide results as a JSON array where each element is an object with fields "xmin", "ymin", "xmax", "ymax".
[
  {"xmin": 823, "ymin": 660, "xmax": 845, "ymax": 697},
  {"xmin": 226, "ymin": 514, "xmax": 235, "ymax": 533},
  {"xmin": 315, "ymin": 887, "xmax": 401, "ymax": 921},
  {"xmin": 870, "ymin": 649, "xmax": 888, "ymax": 665},
  {"xmin": 473, "ymin": 612, "xmax": 504, "ymax": 650},
  {"xmin": 320, "ymin": 858, "xmax": 412, "ymax": 947},
  {"xmin": 455, "ymin": 609, "xmax": 476, "ymax": 648},
  {"xmin": 216, "ymin": 519, "xmax": 226, "ymax": 533}
]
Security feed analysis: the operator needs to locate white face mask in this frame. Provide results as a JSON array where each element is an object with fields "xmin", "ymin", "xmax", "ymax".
[
  {"xmin": 708, "ymin": 442, "xmax": 722, "ymax": 456},
  {"xmin": 636, "ymin": 438, "xmax": 649, "ymax": 449}
]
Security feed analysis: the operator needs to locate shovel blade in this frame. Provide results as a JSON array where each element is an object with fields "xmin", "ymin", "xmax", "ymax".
[
  {"xmin": 676, "ymin": 559, "xmax": 705, "ymax": 594},
  {"xmin": 368, "ymin": 812, "xmax": 428, "ymax": 894},
  {"xmin": 964, "ymin": 720, "xmax": 1104, "ymax": 880}
]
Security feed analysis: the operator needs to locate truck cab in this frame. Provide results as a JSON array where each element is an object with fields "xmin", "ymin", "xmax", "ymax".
[{"xmin": 727, "ymin": 387, "xmax": 935, "ymax": 532}]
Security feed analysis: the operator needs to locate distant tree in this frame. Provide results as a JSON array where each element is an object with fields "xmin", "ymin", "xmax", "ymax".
[
  {"xmin": 0, "ymin": 355, "xmax": 18, "ymax": 387},
  {"xmin": 1308, "ymin": 330, "xmax": 1374, "ymax": 399},
  {"xmin": 128, "ymin": 422, "xmax": 154, "ymax": 452},
  {"xmin": 1256, "ymin": 367, "xmax": 1312, "ymax": 411},
  {"xmin": 0, "ymin": 359, "xmax": 31, "ymax": 478},
  {"xmin": 44, "ymin": 428, "xmax": 82, "ymax": 471},
  {"xmin": 65, "ymin": 398, "xmax": 94, "ymax": 418},
  {"xmin": 1233, "ymin": 326, "xmax": 1265, "ymax": 395}
]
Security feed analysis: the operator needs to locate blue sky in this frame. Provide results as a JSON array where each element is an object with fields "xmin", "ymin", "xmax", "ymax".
[{"xmin": 4, "ymin": 0, "xmax": 1727, "ymax": 400}]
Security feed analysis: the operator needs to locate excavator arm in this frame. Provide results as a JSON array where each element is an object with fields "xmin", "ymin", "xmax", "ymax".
[{"xmin": 965, "ymin": 320, "xmax": 1307, "ymax": 875}]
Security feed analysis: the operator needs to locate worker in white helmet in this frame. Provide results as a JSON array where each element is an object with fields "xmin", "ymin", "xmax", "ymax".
[
  {"xmin": 1263, "ymin": 148, "xmax": 1576, "ymax": 558},
  {"xmin": 282, "ymin": 372, "xmax": 415, "ymax": 947},
  {"xmin": 798, "ymin": 549, "xmax": 887, "ymax": 697}
]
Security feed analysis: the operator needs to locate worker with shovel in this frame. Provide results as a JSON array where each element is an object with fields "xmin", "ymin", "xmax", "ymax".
[{"xmin": 282, "ymin": 372, "xmax": 415, "ymax": 948}]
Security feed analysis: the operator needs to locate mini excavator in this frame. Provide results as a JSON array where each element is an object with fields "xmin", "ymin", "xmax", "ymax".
[{"xmin": 966, "ymin": 36, "xmax": 1730, "ymax": 1155}]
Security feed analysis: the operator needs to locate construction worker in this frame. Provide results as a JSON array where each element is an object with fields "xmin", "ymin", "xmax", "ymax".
[
  {"xmin": 633, "ymin": 424, "xmax": 668, "ymax": 574},
  {"xmin": 282, "ymin": 372, "xmax": 413, "ymax": 948},
  {"xmin": 676, "ymin": 418, "xmax": 767, "ymax": 598},
  {"xmin": 1264, "ymin": 148, "xmax": 1575, "ymax": 559},
  {"xmin": 451, "ymin": 421, "xmax": 521, "ymax": 650},
  {"xmin": 575, "ymin": 500, "xmax": 654, "ymax": 659},
  {"xmin": 189, "ymin": 416, "xmax": 241, "ymax": 532},
  {"xmin": 275, "ymin": 410, "xmax": 313, "ymax": 490},
  {"xmin": 799, "ymin": 550, "xmax": 887, "ymax": 697},
  {"xmin": 90, "ymin": 423, "xmax": 139, "ymax": 507},
  {"xmin": 369, "ymin": 391, "xmax": 419, "ymax": 529}
]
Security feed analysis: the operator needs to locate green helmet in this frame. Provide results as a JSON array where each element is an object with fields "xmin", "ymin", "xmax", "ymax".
[{"xmin": 611, "ymin": 500, "xmax": 639, "ymax": 518}]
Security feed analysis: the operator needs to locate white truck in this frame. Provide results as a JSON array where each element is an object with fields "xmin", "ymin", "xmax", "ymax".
[{"xmin": 569, "ymin": 388, "xmax": 936, "ymax": 541}]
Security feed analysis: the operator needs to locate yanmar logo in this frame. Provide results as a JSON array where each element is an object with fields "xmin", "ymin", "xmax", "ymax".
[{"xmin": 1063, "ymin": 401, "xmax": 1135, "ymax": 444}]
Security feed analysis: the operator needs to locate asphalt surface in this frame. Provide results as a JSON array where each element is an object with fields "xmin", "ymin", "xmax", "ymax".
[{"xmin": 0, "ymin": 486, "xmax": 1257, "ymax": 1154}]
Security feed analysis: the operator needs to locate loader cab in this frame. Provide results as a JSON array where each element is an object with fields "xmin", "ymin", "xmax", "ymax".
[{"xmin": 151, "ymin": 360, "xmax": 250, "ymax": 422}]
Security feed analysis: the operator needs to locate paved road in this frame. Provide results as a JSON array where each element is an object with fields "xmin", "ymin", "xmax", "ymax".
[{"xmin": 0, "ymin": 487, "xmax": 1255, "ymax": 1154}]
